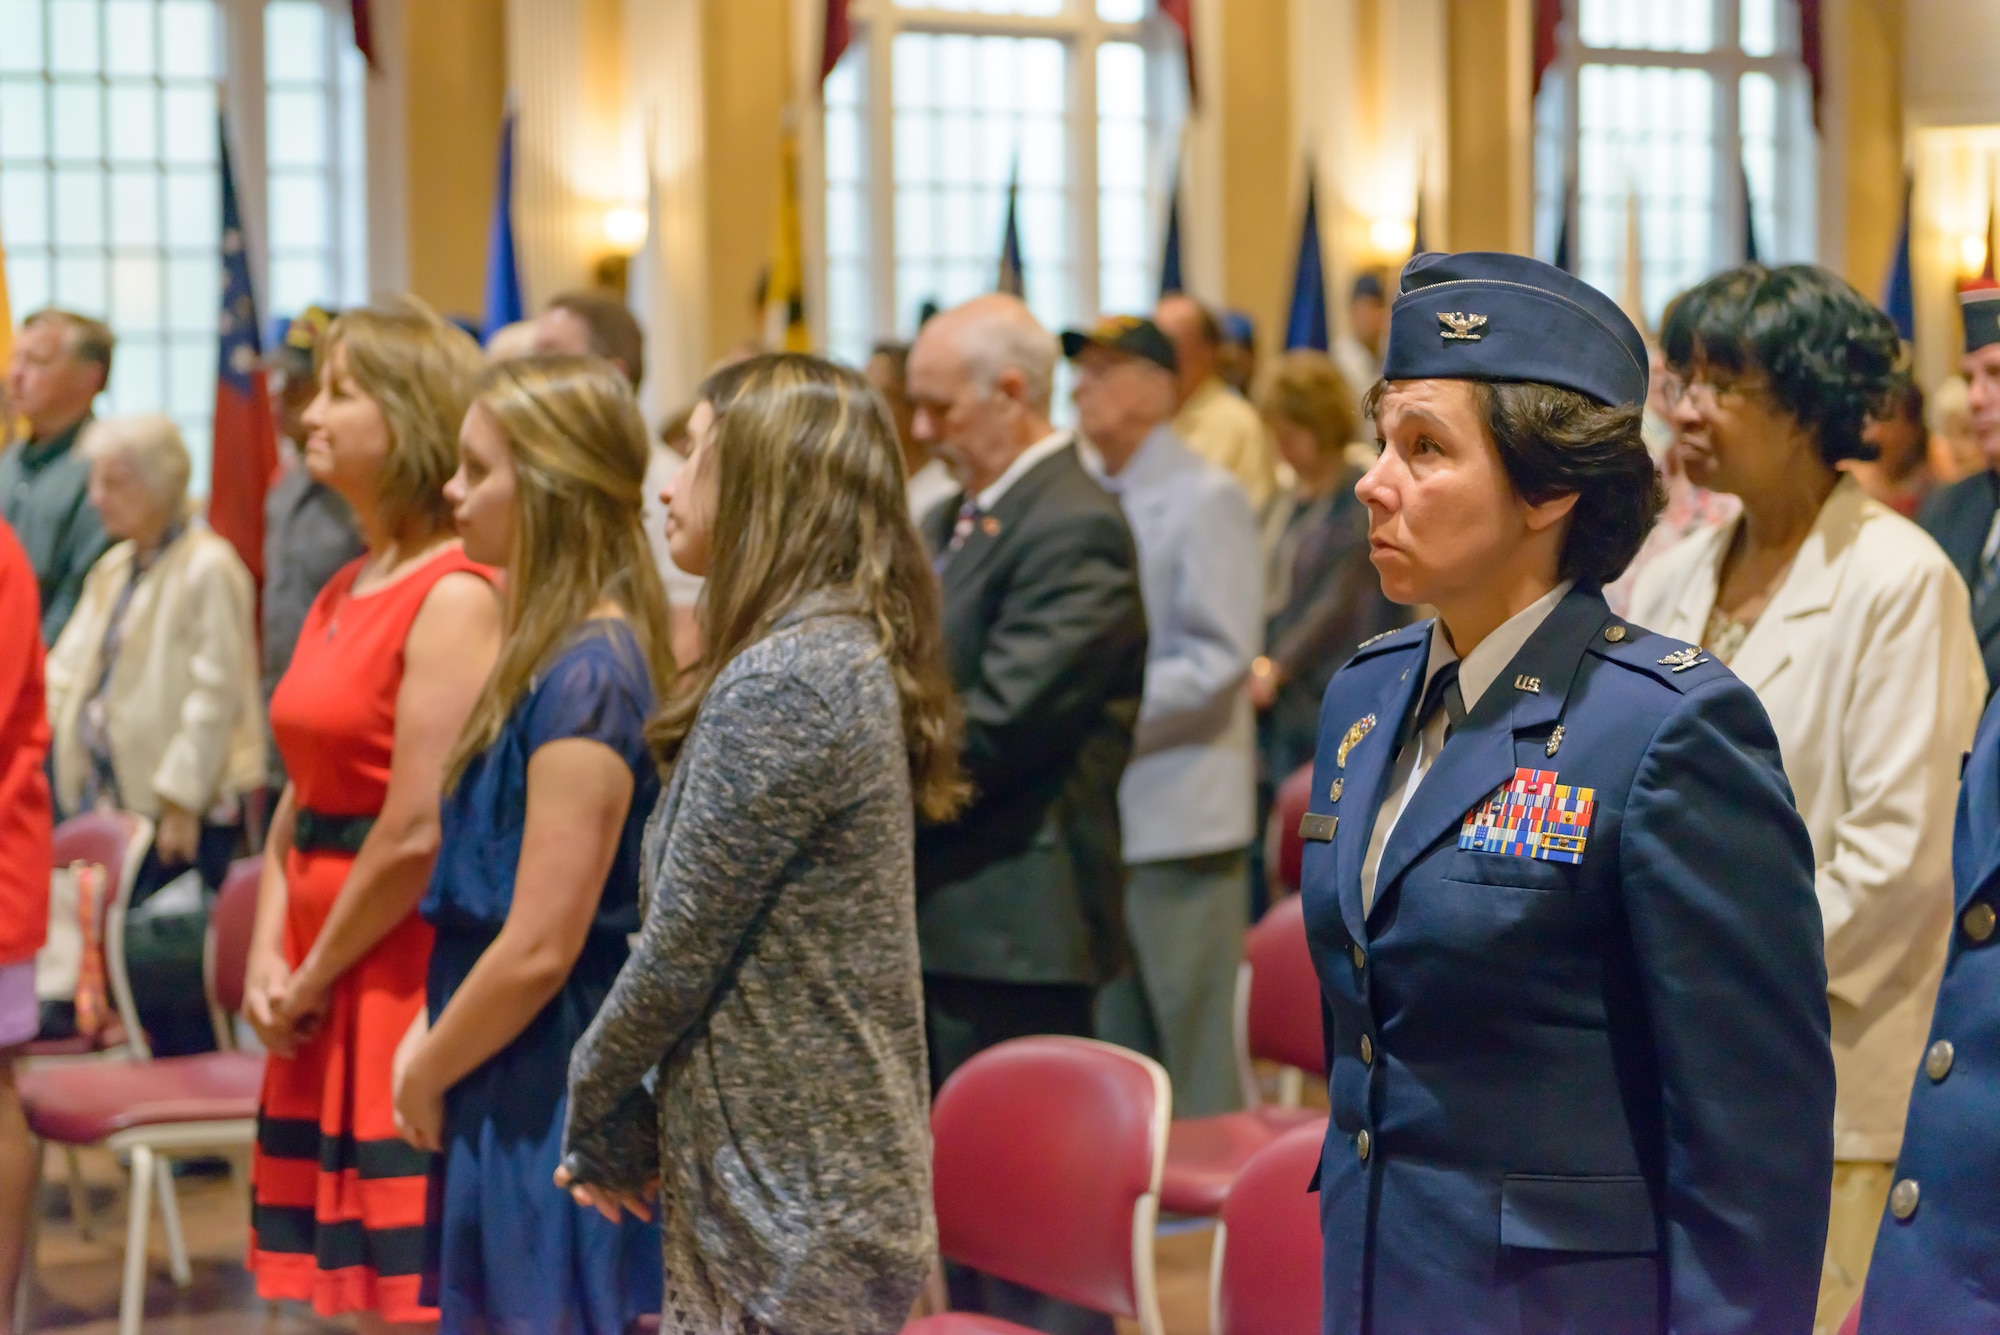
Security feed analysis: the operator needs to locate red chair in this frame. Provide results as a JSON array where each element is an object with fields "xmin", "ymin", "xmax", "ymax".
[
  {"xmin": 1266, "ymin": 762, "xmax": 1316, "ymax": 897},
  {"xmin": 17, "ymin": 857, "xmax": 266, "ymax": 1335},
  {"xmin": 1159, "ymin": 893, "xmax": 1326, "ymax": 1217},
  {"xmin": 1210, "ymin": 1121, "xmax": 1326, "ymax": 1335},
  {"xmin": 906, "ymin": 1036, "xmax": 1170, "ymax": 1335}
]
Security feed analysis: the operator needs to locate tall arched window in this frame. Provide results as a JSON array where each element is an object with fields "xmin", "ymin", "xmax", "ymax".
[
  {"xmin": 0, "ymin": 0, "xmax": 367, "ymax": 494},
  {"xmin": 1534, "ymin": 0, "xmax": 1816, "ymax": 327},
  {"xmin": 823, "ymin": 0, "xmax": 1185, "ymax": 368}
]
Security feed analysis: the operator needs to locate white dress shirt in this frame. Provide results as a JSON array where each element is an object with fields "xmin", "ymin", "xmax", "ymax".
[
  {"xmin": 906, "ymin": 457, "xmax": 959, "ymax": 520},
  {"xmin": 1360, "ymin": 580, "xmax": 1574, "ymax": 914}
]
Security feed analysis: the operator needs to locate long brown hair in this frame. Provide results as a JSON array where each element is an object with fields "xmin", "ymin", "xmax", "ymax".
[
  {"xmin": 445, "ymin": 356, "xmax": 677, "ymax": 787},
  {"xmin": 646, "ymin": 353, "xmax": 966, "ymax": 822}
]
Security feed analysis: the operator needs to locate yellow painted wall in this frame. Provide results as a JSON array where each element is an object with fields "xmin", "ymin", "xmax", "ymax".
[
  {"xmin": 1836, "ymin": 0, "xmax": 1906, "ymax": 290},
  {"xmin": 400, "ymin": 0, "xmax": 509, "ymax": 316},
  {"xmin": 1446, "ymin": 0, "xmax": 1523, "ymax": 254},
  {"xmin": 1220, "ymin": 0, "xmax": 1295, "ymax": 358},
  {"xmin": 703, "ymin": 0, "xmax": 793, "ymax": 363}
]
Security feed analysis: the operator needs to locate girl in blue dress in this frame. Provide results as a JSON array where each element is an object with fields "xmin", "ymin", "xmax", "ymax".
[{"xmin": 391, "ymin": 354, "xmax": 675, "ymax": 1334}]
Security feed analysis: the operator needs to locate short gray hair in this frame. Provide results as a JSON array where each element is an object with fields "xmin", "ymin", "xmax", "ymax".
[
  {"xmin": 956, "ymin": 303, "xmax": 1058, "ymax": 413},
  {"xmin": 80, "ymin": 414, "xmax": 191, "ymax": 514}
]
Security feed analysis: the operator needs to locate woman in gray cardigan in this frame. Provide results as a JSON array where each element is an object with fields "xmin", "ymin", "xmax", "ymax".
[{"xmin": 559, "ymin": 354, "xmax": 966, "ymax": 1335}]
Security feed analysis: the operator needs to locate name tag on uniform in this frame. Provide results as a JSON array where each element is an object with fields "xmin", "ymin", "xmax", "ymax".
[
  {"xmin": 1299, "ymin": 813, "xmax": 1339, "ymax": 842},
  {"xmin": 1458, "ymin": 767, "xmax": 1595, "ymax": 864}
]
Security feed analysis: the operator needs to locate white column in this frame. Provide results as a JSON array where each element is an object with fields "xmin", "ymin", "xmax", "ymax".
[
  {"xmin": 623, "ymin": 0, "xmax": 710, "ymax": 416},
  {"xmin": 1181, "ymin": 0, "xmax": 1227, "ymax": 303},
  {"xmin": 363, "ymin": 0, "xmax": 409, "ymax": 297}
]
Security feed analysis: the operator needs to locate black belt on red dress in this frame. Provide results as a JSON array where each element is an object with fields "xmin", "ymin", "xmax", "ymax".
[{"xmin": 292, "ymin": 808, "xmax": 377, "ymax": 856}]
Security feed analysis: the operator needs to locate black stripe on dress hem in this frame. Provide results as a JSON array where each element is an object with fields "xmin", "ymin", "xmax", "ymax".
[
  {"xmin": 257, "ymin": 1117, "xmax": 434, "ymax": 1179},
  {"xmin": 253, "ymin": 1204, "xmax": 428, "ymax": 1277}
]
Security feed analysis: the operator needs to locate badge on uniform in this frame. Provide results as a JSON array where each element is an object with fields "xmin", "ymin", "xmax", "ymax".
[{"xmin": 1458, "ymin": 768, "xmax": 1596, "ymax": 864}]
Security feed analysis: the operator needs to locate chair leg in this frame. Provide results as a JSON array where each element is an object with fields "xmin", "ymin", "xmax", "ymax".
[
  {"xmin": 119, "ymin": 1146, "xmax": 153, "ymax": 1335},
  {"xmin": 64, "ymin": 1144, "xmax": 92, "ymax": 1240},
  {"xmin": 153, "ymin": 1156, "xmax": 190, "ymax": 1288}
]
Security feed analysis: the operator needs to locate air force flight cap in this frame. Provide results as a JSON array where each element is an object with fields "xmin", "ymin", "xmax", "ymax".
[
  {"xmin": 1963, "ymin": 285, "xmax": 2000, "ymax": 354},
  {"xmin": 1383, "ymin": 251, "xmax": 1651, "ymax": 409}
]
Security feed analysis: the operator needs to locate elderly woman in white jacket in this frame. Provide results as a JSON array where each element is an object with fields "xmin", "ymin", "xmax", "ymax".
[
  {"xmin": 45, "ymin": 415, "xmax": 265, "ymax": 908},
  {"xmin": 1629, "ymin": 265, "xmax": 1986, "ymax": 1335}
]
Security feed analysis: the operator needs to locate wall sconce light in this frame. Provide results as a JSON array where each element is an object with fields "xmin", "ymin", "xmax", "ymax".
[
  {"xmin": 1961, "ymin": 233, "xmax": 1989, "ymax": 276},
  {"xmin": 1369, "ymin": 217, "xmax": 1416, "ymax": 260},
  {"xmin": 596, "ymin": 206, "xmax": 648, "ymax": 296}
]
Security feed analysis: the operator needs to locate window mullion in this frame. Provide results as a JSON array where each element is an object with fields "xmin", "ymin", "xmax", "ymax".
[
  {"xmin": 866, "ymin": 15, "xmax": 897, "ymax": 336},
  {"xmin": 1073, "ymin": 27, "xmax": 1098, "ymax": 324}
]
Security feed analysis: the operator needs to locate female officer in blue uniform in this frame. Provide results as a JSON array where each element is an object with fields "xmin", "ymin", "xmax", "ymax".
[{"xmin": 1299, "ymin": 251, "xmax": 1835, "ymax": 1335}]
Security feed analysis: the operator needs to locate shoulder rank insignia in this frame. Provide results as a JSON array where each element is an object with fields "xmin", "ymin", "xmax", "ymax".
[
  {"xmin": 1357, "ymin": 628, "xmax": 1396, "ymax": 650},
  {"xmin": 1336, "ymin": 714, "xmax": 1377, "ymax": 769},
  {"xmin": 1437, "ymin": 311, "xmax": 1488, "ymax": 342},
  {"xmin": 1657, "ymin": 646, "xmax": 1711, "ymax": 673},
  {"xmin": 1459, "ymin": 768, "xmax": 1595, "ymax": 864}
]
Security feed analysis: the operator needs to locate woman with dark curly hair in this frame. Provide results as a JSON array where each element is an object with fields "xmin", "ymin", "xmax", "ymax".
[{"xmin": 1629, "ymin": 263, "xmax": 1986, "ymax": 1333}]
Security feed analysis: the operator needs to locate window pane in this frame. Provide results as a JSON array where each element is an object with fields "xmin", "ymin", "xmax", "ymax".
[
  {"xmin": 50, "ymin": 82, "xmax": 101, "ymax": 162},
  {"xmin": 162, "ymin": 84, "xmax": 215, "ymax": 164},
  {"xmin": 1097, "ymin": 39, "xmax": 1153, "ymax": 316},
  {"xmin": 268, "ymin": 89, "xmax": 329, "ymax": 167},
  {"xmin": 0, "ymin": 167, "xmax": 48, "ymax": 246},
  {"xmin": 1578, "ymin": 0, "xmax": 1713, "ymax": 52},
  {"xmin": 159, "ymin": 0, "xmax": 215, "ymax": 77},
  {"xmin": 270, "ymin": 172, "xmax": 330, "ymax": 248},
  {"xmin": 1098, "ymin": 0, "xmax": 1144, "ymax": 20},
  {"xmin": 162, "ymin": 166, "xmax": 216, "ymax": 247},
  {"xmin": 0, "ymin": 81, "xmax": 47, "ymax": 161},
  {"xmin": 104, "ymin": 0, "xmax": 157, "ymax": 75},
  {"xmin": 1576, "ymin": 62, "xmax": 1715, "ymax": 325},
  {"xmin": 0, "ymin": 1, "xmax": 45, "ymax": 74},
  {"xmin": 109, "ymin": 251, "xmax": 162, "ymax": 327},
  {"xmin": 109, "ymin": 168, "xmax": 160, "ymax": 246},
  {"xmin": 270, "ymin": 254, "xmax": 330, "ymax": 316},
  {"xmin": 49, "ymin": 0, "xmax": 101, "ymax": 75},
  {"xmin": 1741, "ymin": 0, "xmax": 1778, "ymax": 56},
  {"xmin": 266, "ymin": 0, "xmax": 327, "ymax": 82},
  {"xmin": 107, "ymin": 85, "xmax": 158, "ymax": 162},
  {"xmin": 54, "ymin": 166, "xmax": 105, "ymax": 246}
]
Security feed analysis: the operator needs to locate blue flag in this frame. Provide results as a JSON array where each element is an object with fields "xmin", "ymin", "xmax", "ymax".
[
  {"xmin": 1551, "ymin": 173, "xmax": 1575, "ymax": 274},
  {"xmin": 1285, "ymin": 167, "xmax": 1329, "ymax": 352},
  {"xmin": 1159, "ymin": 168, "xmax": 1184, "ymax": 297},
  {"xmin": 483, "ymin": 109, "xmax": 524, "ymax": 341},
  {"xmin": 997, "ymin": 164, "xmax": 1025, "ymax": 299},
  {"xmin": 1883, "ymin": 176, "xmax": 1914, "ymax": 341},
  {"xmin": 1742, "ymin": 162, "xmax": 1761, "ymax": 264}
]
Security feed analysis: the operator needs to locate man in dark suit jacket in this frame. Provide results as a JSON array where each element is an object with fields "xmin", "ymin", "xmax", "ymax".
[
  {"xmin": 907, "ymin": 294, "xmax": 1148, "ymax": 1090},
  {"xmin": 1917, "ymin": 287, "xmax": 2000, "ymax": 695}
]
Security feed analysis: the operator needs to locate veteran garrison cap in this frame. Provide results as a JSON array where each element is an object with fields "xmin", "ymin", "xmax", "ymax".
[
  {"xmin": 1061, "ymin": 315, "xmax": 1179, "ymax": 375},
  {"xmin": 1383, "ymin": 251, "xmax": 1650, "ymax": 409},
  {"xmin": 1963, "ymin": 284, "xmax": 2000, "ymax": 354}
]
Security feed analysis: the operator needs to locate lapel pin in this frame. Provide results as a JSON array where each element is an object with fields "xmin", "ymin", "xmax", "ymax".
[
  {"xmin": 1336, "ymin": 714, "xmax": 1377, "ymax": 769},
  {"xmin": 1658, "ymin": 646, "xmax": 1710, "ymax": 673},
  {"xmin": 1329, "ymin": 778, "xmax": 1344, "ymax": 803},
  {"xmin": 1514, "ymin": 674, "xmax": 1542, "ymax": 694},
  {"xmin": 979, "ymin": 516, "xmax": 1002, "ymax": 537},
  {"xmin": 1546, "ymin": 724, "xmax": 1565, "ymax": 757}
]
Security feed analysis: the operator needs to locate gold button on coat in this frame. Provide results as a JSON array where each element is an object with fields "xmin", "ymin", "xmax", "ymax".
[
  {"xmin": 1926, "ymin": 1040, "xmax": 1956, "ymax": 1082},
  {"xmin": 1360, "ymin": 1035, "xmax": 1374, "ymax": 1065},
  {"xmin": 1351, "ymin": 943, "xmax": 1366, "ymax": 969},
  {"xmin": 1965, "ymin": 902, "xmax": 1997, "ymax": 943},
  {"xmin": 1356, "ymin": 1130, "xmax": 1372, "ymax": 1162},
  {"xmin": 1890, "ymin": 1179, "xmax": 1920, "ymax": 1221},
  {"xmin": 1604, "ymin": 626, "xmax": 1627, "ymax": 642}
]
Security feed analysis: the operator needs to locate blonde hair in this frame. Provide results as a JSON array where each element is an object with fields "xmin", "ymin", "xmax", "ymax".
[
  {"xmin": 647, "ymin": 353, "xmax": 967, "ymax": 822},
  {"xmin": 1257, "ymin": 350, "xmax": 1360, "ymax": 459},
  {"xmin": 321, "ymin": 298, "xmax": 486, "ymax": 537},
  {"xmin": 80, "ymin": 414, "xmax": 190, "ymax": 515},
  {"xmin": 445, "ymin": 356, "xmax": 678, "ymax": 787}
]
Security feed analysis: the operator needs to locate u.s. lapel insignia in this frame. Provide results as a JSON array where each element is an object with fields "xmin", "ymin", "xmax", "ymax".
[
  {"xmin": 1336, "ymin": 714, "xmax": 1377, "ymax": 769},
  {"xmin": 1545, "ymin": 724, "xmax": 1565, "ymax": 757},
  {"xmin": 1458, "ymin": 768, "xmax": 1596, "ymax": 863},
  {"xmin": 1514, "ymin": 674, "xmax": 1541, "ymax": 693},
  {"xmin": 1438, "ymin": 312, "xmax": 1488, "ymax": 342},
  {"xmin": 1658, "ymin": 645, "xmax": 1710, "ymax": 673}
]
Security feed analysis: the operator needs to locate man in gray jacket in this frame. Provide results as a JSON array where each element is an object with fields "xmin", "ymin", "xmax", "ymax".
[
  {"xmin": 1067, "ymin": 315, "xmax": 1264, "ymax": 1118},
  {"xmin": 2, "ymin": 310, "xmax": 112, "ymax": 644}
]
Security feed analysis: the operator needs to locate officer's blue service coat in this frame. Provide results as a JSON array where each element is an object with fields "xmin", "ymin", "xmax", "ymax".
[
  {"xmin": 1860, "ymin": 689, "xmax": 2000, "ymax": 1334},
  {"xmin": 1300, "ymin": 584, "xmax": 1834, "ymax": 1335}
]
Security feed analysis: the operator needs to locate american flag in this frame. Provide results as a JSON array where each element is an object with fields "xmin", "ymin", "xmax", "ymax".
[{"xmin": 208, "ymin": 113, "xmax": 279, "ymax": 583}]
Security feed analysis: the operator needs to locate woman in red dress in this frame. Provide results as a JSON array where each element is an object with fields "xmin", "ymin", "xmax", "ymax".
[{"xmin": 244, "ymin": 301, "xmax": 501, "ymax": 1329}]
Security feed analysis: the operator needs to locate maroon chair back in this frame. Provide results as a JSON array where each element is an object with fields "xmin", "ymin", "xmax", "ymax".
[
  {"xmin": 1213, "ymin": 1122, "xmax": 1326, "ymax": 1335},
  {"xmin": 1244, "ymin": 894, "xmax": 1327, "ymax": 1077},
  {"xmin": 208, "ymin": 858, "xmax": 262, "ymax": 1016},
  {"xmin": 1269, "ymin": 763, "xmax": 1315, "ymax": 895},
  {"xmin": 51, "ymin": 810, "xmax": 142, "ymax": 900},
  {"xmin": 1837, "ymin": 1298, "xmax": 1862, "ymax": 1335},
  {"xmin": 930, "ymin": 1037, "xmax": 1168, "ymax": 1319}
]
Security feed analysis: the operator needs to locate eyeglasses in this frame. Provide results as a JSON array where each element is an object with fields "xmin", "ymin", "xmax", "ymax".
[{"xmin": 1662, "ymin": 372, "xmax": 1758, "ymax": 408}]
